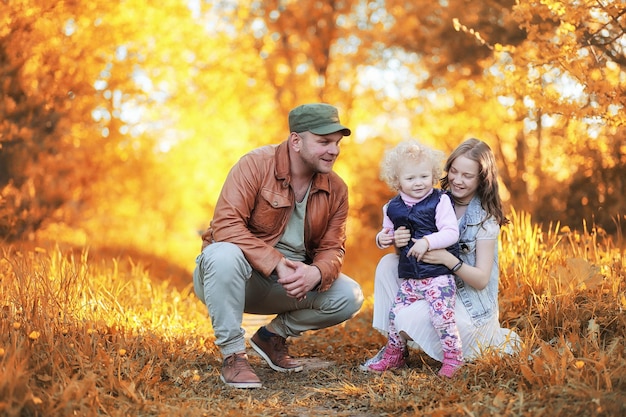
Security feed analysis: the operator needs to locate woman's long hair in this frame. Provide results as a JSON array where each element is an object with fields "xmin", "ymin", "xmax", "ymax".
[{"xmin": 440, "ymin": 138, "xmax": 509, "ymax": 226}]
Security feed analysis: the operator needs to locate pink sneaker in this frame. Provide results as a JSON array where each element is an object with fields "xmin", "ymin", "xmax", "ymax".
[
  {"xmin": 359, "ymin": 345, "xmax": 409, "ymax": 372},
  {"xmin": 438, "ymin": 354, "xmax": 463, "ymax": 378},
  {"xmin": 366, "ymin": 345, "xmax": 406, "ymax": 372}
]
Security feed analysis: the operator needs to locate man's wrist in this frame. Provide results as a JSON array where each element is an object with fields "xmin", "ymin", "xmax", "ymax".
[
  {"xmin": 312, "ymin": 265, "xmax": 323, "ymax": 290},
  {"xmin": 273, "ymin": 257, "xmax": 285, "ymax": 275}
]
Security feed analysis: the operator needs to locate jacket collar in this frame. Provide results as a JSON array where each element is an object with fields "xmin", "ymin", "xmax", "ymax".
[
  {"xmin": 274, "ymin": 140, "xmax": 331, "ymax": 194},
  {"xmin": 459, "ymin": 195, "xmax": 486, "ymax": 230}
]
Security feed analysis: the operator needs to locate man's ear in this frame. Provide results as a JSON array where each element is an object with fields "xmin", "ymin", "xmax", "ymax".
[{"xmin": 290, "ymin": 132, "xmax": 302, "ymax": 152}]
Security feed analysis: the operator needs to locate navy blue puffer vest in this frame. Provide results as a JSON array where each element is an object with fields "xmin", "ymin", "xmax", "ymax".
[{"xmin": 386, "ymin": 190, "xmax": 459, "ymax": 279}]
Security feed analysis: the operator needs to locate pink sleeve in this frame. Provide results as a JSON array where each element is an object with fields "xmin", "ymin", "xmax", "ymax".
[
  {"xmin": 381, "ymin": 202, "xmax": 394, "ymax": 230},
  {"xmin": 425, "ymin": 194, "xmax": 459, "ymax": 249}
]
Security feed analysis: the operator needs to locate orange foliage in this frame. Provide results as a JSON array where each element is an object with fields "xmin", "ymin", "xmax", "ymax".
[{"xmin": 0, "ymin": 0, "xmax": 624, "ymax": 265}]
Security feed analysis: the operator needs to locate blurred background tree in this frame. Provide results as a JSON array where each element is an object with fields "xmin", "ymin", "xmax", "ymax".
[{"xmin": 1, "ymin": 0, "xmax": 624, "ymax": 284}]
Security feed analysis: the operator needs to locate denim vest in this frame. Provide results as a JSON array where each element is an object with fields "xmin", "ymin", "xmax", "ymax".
[
  {"xmin": 387, "ymin": 191, "xmax": 459, "ymax": 279},
  {"xmin": 454, "ymin": 195, "xmax": 500, "ymax": 327}
]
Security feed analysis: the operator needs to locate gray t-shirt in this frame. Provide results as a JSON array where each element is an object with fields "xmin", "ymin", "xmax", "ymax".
[{"xmin": 275, "ymin": 184, "xmax": 311, "ymax": 262}]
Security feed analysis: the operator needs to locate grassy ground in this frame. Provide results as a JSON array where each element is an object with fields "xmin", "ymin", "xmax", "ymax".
[{"xmin": 1, "ymin": 213, "xmax": 625, "ymax": 416}]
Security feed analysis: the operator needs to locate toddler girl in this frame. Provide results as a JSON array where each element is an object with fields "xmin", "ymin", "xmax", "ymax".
[{"xmin": 366, "ymin": 140, "xmax": 463, "ymax": 377}]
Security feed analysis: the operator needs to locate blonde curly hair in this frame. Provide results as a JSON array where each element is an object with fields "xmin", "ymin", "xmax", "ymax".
[{"xmin": 380, "ymin": 140, "xmax": 445, "ymax": 192}]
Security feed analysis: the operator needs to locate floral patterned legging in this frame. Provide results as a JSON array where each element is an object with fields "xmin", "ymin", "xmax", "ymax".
[{"xmin": 387, "ymin": 275, "xmax": 463, "ymax": 361}]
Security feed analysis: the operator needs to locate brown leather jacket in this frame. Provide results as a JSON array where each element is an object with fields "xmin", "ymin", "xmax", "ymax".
[{"xmin": 201, "ymin": 140, "xmax": 349, "ymax": 292}]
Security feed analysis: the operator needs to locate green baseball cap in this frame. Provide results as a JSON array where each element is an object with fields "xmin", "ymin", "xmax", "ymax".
[{"xmin": 288, "ymin": 103, "xmax": 351, "ymax": 136}]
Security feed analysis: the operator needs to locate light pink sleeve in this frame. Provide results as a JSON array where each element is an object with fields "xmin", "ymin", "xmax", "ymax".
[
  {"xmin": 381, "ymin": 202, "xmax": 394, "ymax": 230},
  {"xmin": 425, "ymin": 193, "xmax": 459, "ymax": 249},
  {"xmin": 374, "ymin": 203, "xmax": 395, "ymax": 249}
]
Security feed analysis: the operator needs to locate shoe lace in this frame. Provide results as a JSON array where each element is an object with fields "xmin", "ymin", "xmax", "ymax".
[
  {"xmin": 230, "ymin": 353, "xmax": 253, "ymax": 372},
  {"xmin": 271, "ymin": 336, "xmax": 290, "ymax": 357}
]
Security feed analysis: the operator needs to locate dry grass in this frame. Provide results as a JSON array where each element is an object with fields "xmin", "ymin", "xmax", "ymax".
[{"xmin": 1, "ymin": 211, "xmax": 625, "ymax": 416}]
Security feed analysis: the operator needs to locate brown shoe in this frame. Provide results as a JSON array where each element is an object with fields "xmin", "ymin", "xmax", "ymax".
[
  {"xmin": 250, "ymin": 329, "xmax": 304, "ymax": 372},
  {"xmin": 220, "ymin": 353, "xmax": 262, "ymax": 388}
]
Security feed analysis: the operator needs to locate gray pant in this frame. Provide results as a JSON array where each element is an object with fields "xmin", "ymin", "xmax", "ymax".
[{"xmin": 193, "ymin": 242, "xmax": 364, "ymax": 357}]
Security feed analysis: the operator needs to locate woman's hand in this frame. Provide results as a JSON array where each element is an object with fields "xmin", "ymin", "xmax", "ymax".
[
  {"xmin": 421, "ymin": 248, "xmax": 454, "ymax": 268},
  {"xmin": 394, "ymin": 226, "xmax": 411, "ymax": 247},
  {"xmin": 423, "ymin": 239, "xmax": 495, "ymax": 290}
]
